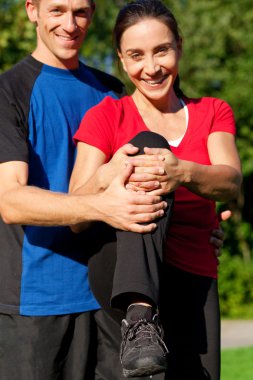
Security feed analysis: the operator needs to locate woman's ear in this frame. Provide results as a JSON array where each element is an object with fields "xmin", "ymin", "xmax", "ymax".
[
  {"xmin": 177, "ymin": 37, "xmax": 183, "ymax": 59},
  {"xmin": 117, "ymin": 50, "xmax": 127, "ymax": 73},
  {"xmin": 26, "ymin": 0, "xmax": 39, "ymax": 24}
]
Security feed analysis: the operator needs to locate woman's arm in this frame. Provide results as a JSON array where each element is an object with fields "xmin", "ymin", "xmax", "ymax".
[
  {"xmin": 69, "ymin": 142, "xmax": 109, "ymax": 232},
  {"xmin": 181, "ymin": 131, "xmax": 242, "ymax": 200},
  {"xmin": 69, "ymin": 141, "xmax": 141, "ymax": 194},
  {"xmin": 69, "ymin": 143, "xmax": 107, "ymax": 194}
]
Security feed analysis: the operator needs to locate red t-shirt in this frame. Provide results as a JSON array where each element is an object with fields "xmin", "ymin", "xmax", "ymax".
[{"xmin": 74, "ymin": 95, "xmax": 236, "ymax": 278}]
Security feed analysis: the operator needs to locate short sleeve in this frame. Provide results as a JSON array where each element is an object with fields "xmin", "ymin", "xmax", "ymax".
[
  {"xmin": 0, "ymin": 87, "xmax": 29, "ymax": 163},
  {"xmin": 74, "ymin": 97, "xmax": 117, "ymax": 162},
  {"xmin": 211, "ymin": 99, "xmax": 236, "ymax": 135}
]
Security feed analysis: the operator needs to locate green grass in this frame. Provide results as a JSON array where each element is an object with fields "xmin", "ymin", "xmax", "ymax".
[{"xmin": 221, "ymin": 346, "xmax": 253, "ymax": 380}]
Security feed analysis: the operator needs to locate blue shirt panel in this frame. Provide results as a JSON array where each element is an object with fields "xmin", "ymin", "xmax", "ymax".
[{"xmin": 20, "ymin": 63, "xmax": 116, "ymax": 316}]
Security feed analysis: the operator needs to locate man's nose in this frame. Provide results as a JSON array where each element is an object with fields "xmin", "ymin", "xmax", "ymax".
[{"xmin": 62, "ymin": 12, "xmax": 77, "ymax": 33}]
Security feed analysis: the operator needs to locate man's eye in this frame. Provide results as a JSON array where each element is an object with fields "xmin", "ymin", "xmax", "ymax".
[
  {"xmin": 51, "ymin": 8, "xmax": 62, "ymax": 15},
  {"xmin": 74, "ymin": 9, "xmax": 90, "ymax": 18}
]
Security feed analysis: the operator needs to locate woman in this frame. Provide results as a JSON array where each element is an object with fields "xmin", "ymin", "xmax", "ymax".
[{"xmin": 70, "ymin": 1, "xmax": 242, "ymax": 379}]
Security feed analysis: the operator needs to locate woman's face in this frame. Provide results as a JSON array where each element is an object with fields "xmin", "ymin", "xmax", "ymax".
[{"xmin": 118, "ymin": 18, "xmax": 182, "ymax": 102}]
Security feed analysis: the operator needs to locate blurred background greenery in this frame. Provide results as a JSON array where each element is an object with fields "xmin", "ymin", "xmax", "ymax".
[{"xmin": 1, "ymin": 0, "xmax": 252, "ymax": 318}]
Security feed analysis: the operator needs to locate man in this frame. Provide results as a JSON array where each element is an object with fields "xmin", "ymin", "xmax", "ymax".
[{"xmin": 0, "ymin": 1, "xmax": 166, "ymax": 379}]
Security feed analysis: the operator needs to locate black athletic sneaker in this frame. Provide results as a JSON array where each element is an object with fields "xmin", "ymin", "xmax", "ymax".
[{"xmin": 120, "ymin": 305, "xmax": 168, "ymax": 378}]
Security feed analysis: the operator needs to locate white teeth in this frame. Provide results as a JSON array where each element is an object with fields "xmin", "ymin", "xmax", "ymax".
[
  {"xmin": 144, "ymin": 78, "xmax": 164, "ymax": 85},
  {"xmin": 57, "ymin": 35, "xmax": 75, "ymax": 41}
]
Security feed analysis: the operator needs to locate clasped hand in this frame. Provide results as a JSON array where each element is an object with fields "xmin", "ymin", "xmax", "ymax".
[{"xmin": 125, "ymin": 147, "xmax": 181, "ymax": 195}]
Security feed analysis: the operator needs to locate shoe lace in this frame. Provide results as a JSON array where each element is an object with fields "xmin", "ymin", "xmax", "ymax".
[{"xmin": 120, "ymin": 317, "xmax": 168, "ymax": 361}]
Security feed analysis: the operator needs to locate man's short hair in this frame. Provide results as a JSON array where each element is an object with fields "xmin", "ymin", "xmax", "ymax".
[{"xmin": 32, "ymin": 0, "xmax": 95, "ymax": 5}]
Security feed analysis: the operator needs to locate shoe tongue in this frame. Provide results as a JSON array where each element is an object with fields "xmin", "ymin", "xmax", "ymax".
[{"xmin": 126, "ymin": 304, "xmax": 154, "ymax": 323}]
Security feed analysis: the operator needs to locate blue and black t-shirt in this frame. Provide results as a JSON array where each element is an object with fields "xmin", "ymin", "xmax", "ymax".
[{"xmin": 0, "ymin": 55, "xmax": 124, "ymax": 316}]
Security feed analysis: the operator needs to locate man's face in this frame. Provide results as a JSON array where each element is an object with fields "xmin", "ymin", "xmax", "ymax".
[{"xmin": 26, "ymin": 0, "xmax": 95, "ymax": 69}]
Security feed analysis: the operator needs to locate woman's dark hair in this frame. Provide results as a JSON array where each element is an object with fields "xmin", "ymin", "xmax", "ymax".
[{"xmin": 113, "ymin": 0, "xmax": 184, "ymax": 97}]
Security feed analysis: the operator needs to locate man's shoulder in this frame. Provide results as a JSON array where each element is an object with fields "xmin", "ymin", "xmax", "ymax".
[
  {"xmin": 0, "ymin": 56, "xmax": 42, "ymax": 94},
  {"xmin": 84, "ymin": 64, "xmax": 125, "ymax": 96}
]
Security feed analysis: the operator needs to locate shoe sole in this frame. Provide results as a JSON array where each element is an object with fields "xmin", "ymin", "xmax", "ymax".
[{"xmin": 123, "ymin": 363, "xmax": 167, "ymax": 378}]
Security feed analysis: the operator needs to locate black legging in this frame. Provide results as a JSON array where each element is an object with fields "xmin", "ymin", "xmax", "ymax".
[
  {"xmin": 160, "ymin": 264, "xmax": 220, "ymax": 380},
  {"xmin": 111, "ymin": 131, "xmax": 174, "ymax": 310}
]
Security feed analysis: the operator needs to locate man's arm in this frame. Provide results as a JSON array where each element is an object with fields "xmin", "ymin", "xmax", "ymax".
[
  {"xmin": 68, "ymin": 142, "xmax": 167, "ymax": 232},
  {"xmin": 0, "ymin": 160, "xmax": 166, "ymax": 233}
]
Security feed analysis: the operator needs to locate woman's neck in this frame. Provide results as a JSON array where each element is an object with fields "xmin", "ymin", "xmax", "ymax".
[
  {"xmin": 131, "ymin": 89, "xmax": 182, "ymax": 115},
  {"xmin": 131, "ymin": 89, "xmax": 186, "ymax": 142}
]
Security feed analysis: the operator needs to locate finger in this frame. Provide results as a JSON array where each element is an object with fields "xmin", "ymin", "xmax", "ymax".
[
  {"xmin": 129, "ymin": 200, "xmax": 167, "ymax": 214},
  {"xmin": 117, "ymin": 163, "xmax": 134, "ymax": 185},
  {"xmin": 126, "ymin": 191, "xmax": 166, "ymax": 208},
  {"xmin": 133, "ymin": 166, "xmax": 165, "ymax": 175},
  {"xmin": 129, "ymin": 153, "xmax": 161, "ymax": 161},
  {"xmin": 118, "ymin": 143, "xmax": 139, "ymax": 156},
  {"xmin": 138, "ymin": 181, "xmax": 160, "ymax": 191},
  {"xmin": 125, "ymin": 186, "xmax": 146, "ymax": 194},
  {"xmin": 211, "ymin": 228, "xmax": 225, "ymax": 239},
  {"xmin": 147, "ymin": 188, "xmax": 167, "ymax": 196},
  {"xmin": 210, "ymin": 236, "xmax": 224, "ymax": 248},
  {"xmin": 218, "ymin": 210, "xmax": 232, "ymax": 222},
  {"xmin": 143, "ymin": 147, "xmax": 169, "ymax": 156},
  {"xmin": 214, "ymin": 248, "xmax": 222, "ymax": 258},
  {"xmin": 127, "ymin": 156, "xmax": 163, "ymax": 167},
  {"xmin": 129, "ymin": 172, "xmax": 163, "ymax": 183},
  {"xmin": 128, "ymin": 223, "xmax": 158, "ymax": 233},
  {"xmin": 126, "ymin": 181, "xmax": 160, "ymax": 192},
  {"xmin": 131, "ymin": 208, "xmax": 165, "ymax": 223}
]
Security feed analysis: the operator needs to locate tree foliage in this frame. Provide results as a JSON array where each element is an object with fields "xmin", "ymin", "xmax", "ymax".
[
  {"xmin": 0, "ymin": 1, "xmax": 36, "ymax": 70},
  {"xmin": 1, "ymin": 0, "xmax": 253, "ymax": 315}
]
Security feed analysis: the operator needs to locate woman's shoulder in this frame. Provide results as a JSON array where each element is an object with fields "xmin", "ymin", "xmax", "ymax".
[
  {"xmin": 82, "ymin": 96, "xmax": 132, "ymax": 129},
  {"xmin": 183, "ymin": 95, "xmax": 233, "ymax": 111},
  {"xmin": 183, "ymin": 96, "xmax": 235, "ymax": 133},
  {"xmin": 89, "ymin": 95, "xmax": 130, "ymax": 114}
]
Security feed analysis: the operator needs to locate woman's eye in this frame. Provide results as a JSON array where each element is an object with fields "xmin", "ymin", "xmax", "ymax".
[
  {"xmin": 130, "ymin": 53, "xmax": 143, "ymax": 61},
  {"xmin": 156, "ymin": 47, "xmax": 169, "ymax": 55}
]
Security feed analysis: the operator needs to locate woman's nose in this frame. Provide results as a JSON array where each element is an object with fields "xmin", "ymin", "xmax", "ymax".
[{"xmin": 144, "ymin": 57, "xmax": 160, "ymax": 75}]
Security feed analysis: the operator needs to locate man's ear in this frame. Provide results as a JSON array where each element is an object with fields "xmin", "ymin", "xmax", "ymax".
[
  {"xmin": 117, "ymin": 50, "xmax": 127, "ymax": 73},
  {"xmin": 89, "ymin": 1, "xmax": 96, "ymax": 20},
  {"xmin": 91, "ymin": 1, "xmax": 96, "ymax": 12},
  {"xmin": 26, "ymin": 0, "xmax": 39, "ymax": 24}
]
